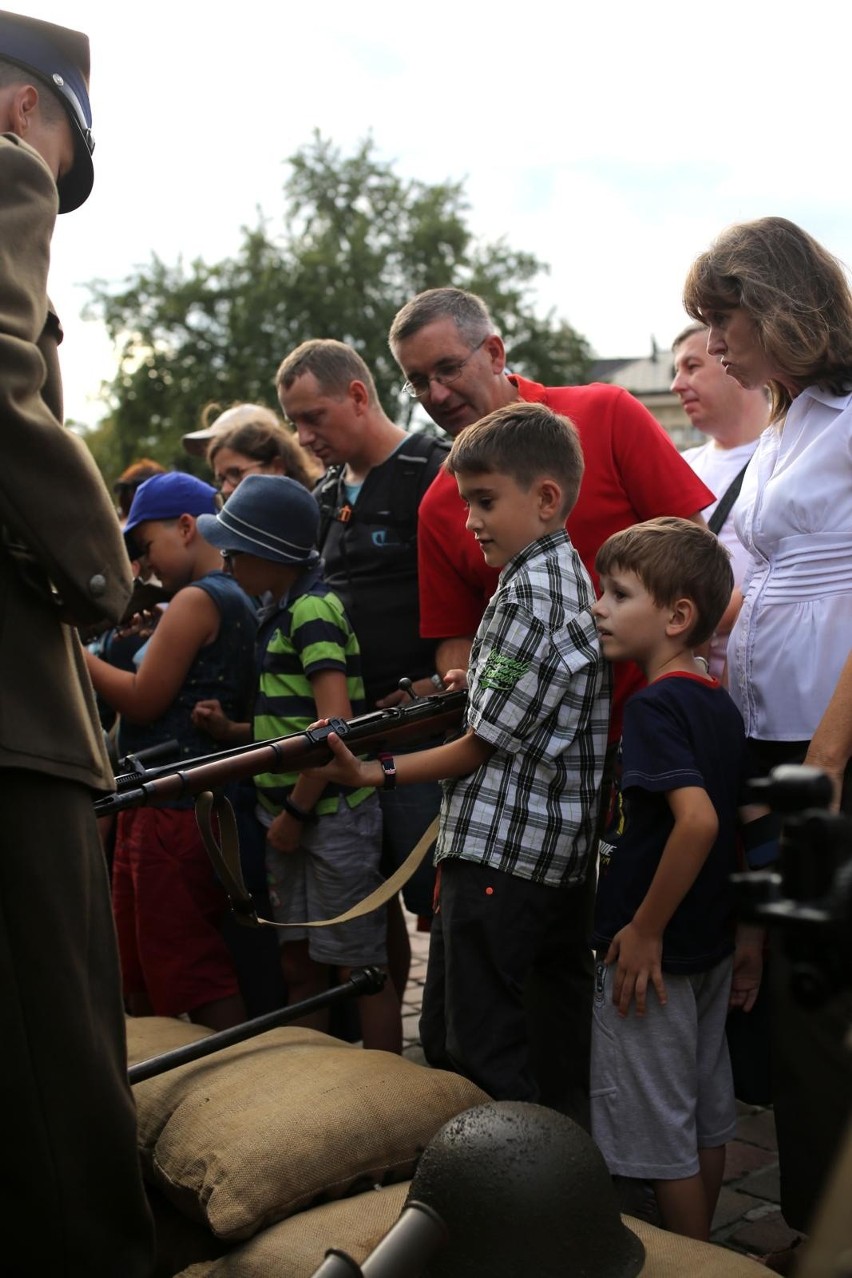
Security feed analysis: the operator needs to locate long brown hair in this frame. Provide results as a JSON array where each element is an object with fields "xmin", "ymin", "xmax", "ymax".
[{"xmin": 683, "ymin": 217, "xmax": 852, "ymax": 421}]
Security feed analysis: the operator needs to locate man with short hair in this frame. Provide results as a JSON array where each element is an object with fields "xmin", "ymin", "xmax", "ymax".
[
  {"xmin": 276, "ymin": 338, "xmax": 449, "ymax": 978},
  {"xmin": 0, "ymin": 11, "xmax": 154, "ymax": 1273},
  {"xmin": 389, "ymin": 287, "xmax": 714, "ymax": 1121},
  {"xmin": 672, "ymin": 322, "xmax": 769, "ymax": 680},
  {"xmin": 389, "ymin": 288, "xmax": 714, "ymax": 728}
]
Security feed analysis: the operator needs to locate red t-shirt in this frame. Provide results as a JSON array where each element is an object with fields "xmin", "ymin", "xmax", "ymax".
[{"xmin": 418, "ymin": 376, "xmax": 715, "ymax": 734}]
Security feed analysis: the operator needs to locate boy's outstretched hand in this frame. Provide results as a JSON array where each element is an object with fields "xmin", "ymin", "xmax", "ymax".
[
  {"xmin": 304, "ymin": 724, "xmax": 373, "ymax": 790},
  {"xmin": 605, "ymin": 921, "xmax": 667, "ymax": 1017}
]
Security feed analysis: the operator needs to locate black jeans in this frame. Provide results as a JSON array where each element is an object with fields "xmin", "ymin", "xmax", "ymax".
[{"xmin": 420, "ymin": 859, "xmax": 594, "ymax": 1129}]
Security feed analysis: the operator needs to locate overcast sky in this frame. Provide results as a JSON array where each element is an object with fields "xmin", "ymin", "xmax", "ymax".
[{"xmin": 31, "ymin": 0, "xmax": 852, "ymax": 428}]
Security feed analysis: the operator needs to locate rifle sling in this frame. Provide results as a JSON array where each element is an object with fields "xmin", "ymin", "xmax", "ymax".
[{"xmin": 195, "ymin": 789, "xmax": 439, "ymax": 929}]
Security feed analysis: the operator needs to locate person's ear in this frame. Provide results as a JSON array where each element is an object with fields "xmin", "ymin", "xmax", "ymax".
[
  {"xmin": 536, "ymin": 478, "xmax": 563, "ymax": 521},
  {"xmin": 10, "ymin": 83, "xmax": 39, "ymax": 138},
  {"xmin": 483, "ymin": 334, "xmax": 506, "ymax": 373},
  {"xmin": 348, "ymin": 379, "xmax": 370, "ymax": 413},
  {"xmin": 666, "ymin": 596, "xmax": 697, "ymax": 638}
]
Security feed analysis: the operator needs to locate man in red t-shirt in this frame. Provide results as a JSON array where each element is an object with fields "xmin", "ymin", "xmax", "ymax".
[
  {"xmin": 389, "ymin": 288, "xmax": 714, "ymax": 735},
  {"xmin": 388, "ymin": 287, "xmax": 714, "ymax": 1120}
]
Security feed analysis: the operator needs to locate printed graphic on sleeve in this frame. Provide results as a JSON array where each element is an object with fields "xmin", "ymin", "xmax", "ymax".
[{"xmin": 478, "ymin": 651, "xmax": 530, "ymax": 691}]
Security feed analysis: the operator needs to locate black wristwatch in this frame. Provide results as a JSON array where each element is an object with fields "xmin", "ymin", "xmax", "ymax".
[
  {"xmin": 377, "ymin": 752, "xmax": 397, "ymax": 791},
  {"xmin": 282, "ymin": 793, "xmax": 311, "ymax": 822}
]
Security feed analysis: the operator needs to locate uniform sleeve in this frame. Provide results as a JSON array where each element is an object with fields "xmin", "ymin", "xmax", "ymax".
[
  {"xmin": 0, "ymin": 137, "xmax": 132, "ymax": 625},
  {"xmin": 609, "ymin": 388, "xmax": 715, "ymax": 519},
  {"xmin": 620, "ymin": 692, "xmax": 705, "ymax": 794},
  {"xmin": 418, "ymin": 472, "xmax": 497, "ymax": 638}
]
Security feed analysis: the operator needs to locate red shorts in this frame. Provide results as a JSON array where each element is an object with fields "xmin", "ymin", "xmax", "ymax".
[{"xmin": 112, "ymin": 806, "xmax": 239, "ymax": 1016}]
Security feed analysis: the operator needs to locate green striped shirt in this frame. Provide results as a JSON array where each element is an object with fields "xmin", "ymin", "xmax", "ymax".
[{"xmin": 254, "ymin": 567, "xmax": 372, "ymax": 817}]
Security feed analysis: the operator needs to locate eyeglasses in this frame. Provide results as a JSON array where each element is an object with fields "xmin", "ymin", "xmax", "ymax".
[
  {"xmin": 214, "ymin": 462, "xmax": 265, "ymax": 489},
  {"xmin": 401, "ymin": 338, "xmax": 488, "ymax": 399},
  {"xmin": 220, "ymin": 549, "xmax": 243, "ymax": 562}
]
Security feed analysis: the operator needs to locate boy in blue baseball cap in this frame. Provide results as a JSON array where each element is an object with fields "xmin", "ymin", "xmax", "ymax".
[{"xmin": 86, "ymin": 473, "xmax": 259, "ymax": 1033}]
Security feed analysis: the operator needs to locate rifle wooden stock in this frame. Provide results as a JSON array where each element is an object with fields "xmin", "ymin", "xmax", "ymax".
[{"xmin": 94, "ymin": 690, "xmax": 466, "ymax": 817}]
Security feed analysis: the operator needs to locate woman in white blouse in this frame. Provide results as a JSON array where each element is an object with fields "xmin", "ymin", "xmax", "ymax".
[{"xmin": 683, "ymin": 216, "xmax": 852, "ymax": 1246}]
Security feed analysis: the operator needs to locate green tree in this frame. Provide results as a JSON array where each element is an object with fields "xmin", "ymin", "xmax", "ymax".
[{"xmin": 86, "ymin": 133, "xmax": 592, "ymax": 477}]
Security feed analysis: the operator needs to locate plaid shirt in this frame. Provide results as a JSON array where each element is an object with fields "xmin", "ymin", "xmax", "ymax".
[{"xmin": 437, "ymin": 529, "xmax": 609, "ymax": 887}]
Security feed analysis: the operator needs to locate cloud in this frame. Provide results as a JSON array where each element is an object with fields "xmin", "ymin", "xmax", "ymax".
[{"xmin": 33, "ymin": 0, "xmax": 852, "ymax": 425}]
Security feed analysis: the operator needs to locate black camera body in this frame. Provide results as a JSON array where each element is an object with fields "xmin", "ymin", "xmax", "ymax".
[{"xmin": 732, "ymin": 765, "xmax": 852, "ymax": 1007}]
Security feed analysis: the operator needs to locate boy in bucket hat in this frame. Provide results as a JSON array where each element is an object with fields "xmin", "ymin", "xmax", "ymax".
[
  {"xmin": 196, "ymin": 475, "xmax": 402, "ymax": 1051},
  {"xmin": 0, "ymin": 11, "xmax": 153, "ymax": 1274}
]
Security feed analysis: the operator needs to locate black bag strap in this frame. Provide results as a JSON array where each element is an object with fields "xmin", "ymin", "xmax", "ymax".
[
  {"xmin": 708, "ymin": 463, "xmax": 750, "ymax": 536},
  {"xmin": 314, "ymin": 466, "xmax": 346, "ymax": 552}
]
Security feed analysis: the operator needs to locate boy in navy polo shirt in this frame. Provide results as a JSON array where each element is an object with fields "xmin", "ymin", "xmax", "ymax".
[{"xmin": 590, "ymin": 516, "xmax": 757, "ymax": 1241}]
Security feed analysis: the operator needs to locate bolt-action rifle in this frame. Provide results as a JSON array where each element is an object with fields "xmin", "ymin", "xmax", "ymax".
[
  {"xmin": 93, "ymin": 687, "xmax": 467, "ymax": 818},
  {"xmin": 110, "ymin": 687, "xmax": 466, "ymax": 1081}
]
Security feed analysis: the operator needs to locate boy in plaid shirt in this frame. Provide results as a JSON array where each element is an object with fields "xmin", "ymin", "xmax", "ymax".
[{"xmin": 311, "ymin": 402, "xmax": 609, "ymax": 1118}]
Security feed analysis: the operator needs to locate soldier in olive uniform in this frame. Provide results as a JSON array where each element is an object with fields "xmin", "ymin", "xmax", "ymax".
[{"xmin": 0, "ymin": 11, "xmax": 154, "ymax": 1274}]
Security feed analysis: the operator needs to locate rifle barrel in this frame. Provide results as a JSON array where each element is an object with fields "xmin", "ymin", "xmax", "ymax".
[{"xmin": 94, "ymin": 690, "xmax": 466, "ymax": 816}]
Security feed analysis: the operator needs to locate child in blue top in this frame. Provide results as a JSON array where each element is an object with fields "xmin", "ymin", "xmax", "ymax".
[
  {"xmin": 589, "ymin": 516, "xmax": 760, "ymax": 1241},
  {"xmin": 85, "ymin": 473, "xmax": 257, "ymax": 1030}
]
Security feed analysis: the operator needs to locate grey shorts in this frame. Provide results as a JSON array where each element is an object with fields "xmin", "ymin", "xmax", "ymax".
[
  {"xmin": 590, "ymin": 955, "xmax": 737, "ymax": 1179},
  {"xmin": 265, "ymin": 796, "xmax": 387, "ymax": 967}
]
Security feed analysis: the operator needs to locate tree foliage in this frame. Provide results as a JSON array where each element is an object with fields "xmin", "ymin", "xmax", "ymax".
[{"xmin": 85, "ymin": 134, "xmax": 592, "ymax": 477}]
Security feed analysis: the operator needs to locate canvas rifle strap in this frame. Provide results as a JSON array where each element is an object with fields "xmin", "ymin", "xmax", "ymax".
[{"xmin": 195, "ymin": 789, "xmax": 439, "ymax": 929}]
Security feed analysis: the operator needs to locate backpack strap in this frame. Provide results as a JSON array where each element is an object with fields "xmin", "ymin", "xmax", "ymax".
[
  {"xmin": 315, "ymin": 435, "xmax": 449, "ymax": 544},
  {"xmin": 314, "ymin": 465, "xmax": 346, "ymax": 552},
  {"xmin": 387, "ymin": 434, "xmax": 450, "ymax": 533}
]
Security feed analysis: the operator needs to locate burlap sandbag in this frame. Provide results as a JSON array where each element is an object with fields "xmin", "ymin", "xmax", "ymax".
[
  {"xmin": 134, "ymin": 1027, "xmax": 488, "ymax": 1241},
  {"xmin": 626, "ymin": 1216, "xmax": 768, "ymax": 1275},
  {"xmin": 126, "ymin": 1015, "xmax": 214, "ymax": 1066},
  {"xmin": 173, "ymin": 1198, "xmax": 768, "ymax": 1278},
  {"xmin": 174, "ymin": 1182, "xmax": 411, "ymax": 1277}
]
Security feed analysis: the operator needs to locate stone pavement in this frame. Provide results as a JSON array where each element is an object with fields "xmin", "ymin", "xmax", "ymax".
[{"xmin": 398, "ymin": 915, "xmax": 800, "ymax": 1267}]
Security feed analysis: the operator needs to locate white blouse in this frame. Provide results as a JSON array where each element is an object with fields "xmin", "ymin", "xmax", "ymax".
[{"xmin": 728, "ymin": 385, "xmax": 852, "ymax": 741}]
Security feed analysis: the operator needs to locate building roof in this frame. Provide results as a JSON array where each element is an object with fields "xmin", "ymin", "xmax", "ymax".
[{"xmin": 590, "ymin": 341, "xmax": 675, "ymax": 394}]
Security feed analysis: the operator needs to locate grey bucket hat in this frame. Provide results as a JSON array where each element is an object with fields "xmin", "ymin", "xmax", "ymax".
[{"xmin": 197, "ymin": 473, "xmax": 319, "ymax": 566}]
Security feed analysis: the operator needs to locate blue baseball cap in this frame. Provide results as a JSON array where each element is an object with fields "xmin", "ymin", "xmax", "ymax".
[
  {"xmin": 0, "ymin": 9, "xmax": 95, "ymax": 212},
  {"xmin": 124, "ymin": 473, "xmax": 220, "ymax": 555},
  {"xmin": 198, "ymin": 474, "xmax": 320, "ymax": 566}
]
